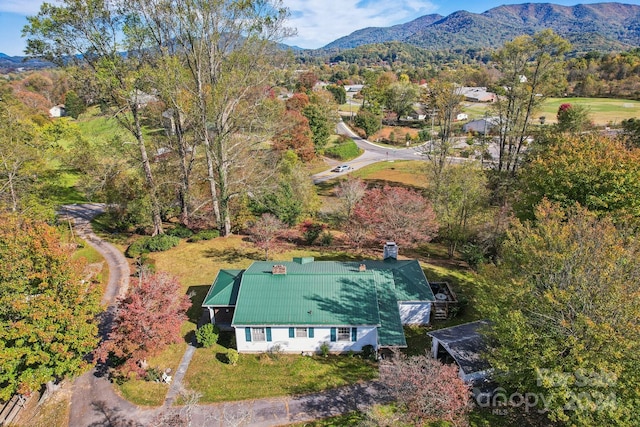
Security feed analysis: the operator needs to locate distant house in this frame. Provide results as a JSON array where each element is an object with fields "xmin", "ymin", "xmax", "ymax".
[
  {"xmin": 202, "ymin": 243, "xmax": 436, "ymax": 354},
  {"xmin": 49, "ymin": 105, "xmax": 65, "ymax": 118},
  {"xmin": 344, "ymin": 84, "xmax": 364, "ymax": 93},
  {"xmin": 130, "ymin": 89, "xmax": 159, "ymax": 108},
  {"xmin": 456, "ymin": 87, "xmax": 497, "ymax": 103},
  {"xmin": 463, "ymin": 117, "xmax": 500, "ymax": 134},
  {"xmin": 428, "ymin": 320, "xmax": 492, "ymax": 384}
]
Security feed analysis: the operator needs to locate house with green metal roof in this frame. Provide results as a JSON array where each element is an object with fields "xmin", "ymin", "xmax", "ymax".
[{"xmin": 202, "ymin": 243, "xmax": 435, "ymax": 353}]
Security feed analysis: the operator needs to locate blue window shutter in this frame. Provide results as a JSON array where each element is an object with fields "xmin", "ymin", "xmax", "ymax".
[
  {"xmin": 266, "ymin": 327, "xmax": 272, "ymax": 342},
  {"xmin": 289, "ymin": 327, "xmax": 294, "ymax": 338},
  {"xmin": 309, "ymin": 327, "xmax": 314, "ymax": 338},
  {"xmin": 330, "ymin": 327, "xmax": 336, "ymax": 342},
  {"xmin": 245, "ymin": 327, "xmax": 252, "ymax": 342},
  {"xmin": 351, "ymin": 327, "xmax": 357, "ymax": 342}
]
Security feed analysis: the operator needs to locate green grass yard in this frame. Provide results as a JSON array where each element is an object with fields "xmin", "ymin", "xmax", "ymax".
[
  {"xmin": 184, "ymin": 346, "xmax": 378, "ymax": 403},
  {"xmin": 462, "ymin": 97, "xmax": 640, "ymax": 126}
]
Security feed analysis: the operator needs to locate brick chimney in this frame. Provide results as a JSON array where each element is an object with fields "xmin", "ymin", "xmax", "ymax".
[{"xmin": 272, "ymin": 264, "xmax": 287, "ymax": 275}]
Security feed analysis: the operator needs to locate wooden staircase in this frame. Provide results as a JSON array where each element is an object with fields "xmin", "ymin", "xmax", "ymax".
[{"xmin": 0, "ymin": 394, "xmax": 27, "ymax": 426}]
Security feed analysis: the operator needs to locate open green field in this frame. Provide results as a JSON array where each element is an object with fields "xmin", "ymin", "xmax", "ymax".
[{"xmin": 462, "ymin": 97, "xmax": 640, "ymax": 126}]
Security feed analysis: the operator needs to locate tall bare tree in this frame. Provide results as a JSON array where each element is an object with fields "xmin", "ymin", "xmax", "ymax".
[
  {"xmin": 491, "ymin": 29, "xmax": 570, "ymax": 175},
  {"xmin": 24, "ymin": 0, "xmax": 165, "ymax": 234},
  {"xmin": 132, "ymin": 0, "xmax": 294, "ymax": 235}
]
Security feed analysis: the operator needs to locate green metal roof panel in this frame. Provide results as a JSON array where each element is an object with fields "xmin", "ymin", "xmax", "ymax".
[
  {"xmin": 363, "ymin": 259, "xmax": 435, "ymax": 301},
  {"xmin": 202, "ymin": 269, "xmax": 243, "ymax": 307},
  {"xmin": 232, "ymin": 269, "xmax": 382, "ymax": 326},
  {"xmin": 375, "ymin": 277, "xmax": 408, "ymax": 347}
]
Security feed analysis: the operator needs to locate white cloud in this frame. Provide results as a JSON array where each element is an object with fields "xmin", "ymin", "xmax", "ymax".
[
  {"xmin": 0, "ymin": 0, "xmax": 48, "ymax": 15},
  {"xmin": 282, "ymin": 0, "xmax": 437, "ymax": 49}
]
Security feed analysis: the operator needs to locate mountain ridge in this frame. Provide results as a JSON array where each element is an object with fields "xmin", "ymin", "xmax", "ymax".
[{"xmin": 321, "ymin": 2, "xmax": 640, "ymax": 54}]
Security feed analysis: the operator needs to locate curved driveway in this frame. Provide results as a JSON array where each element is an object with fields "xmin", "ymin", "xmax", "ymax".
[{"xmin": 57, "ymin": 204, "xmax": 155, "ymax": 427}]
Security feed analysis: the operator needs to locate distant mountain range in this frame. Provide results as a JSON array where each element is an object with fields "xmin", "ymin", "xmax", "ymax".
[
  {"xmin": 3, "ymin": 2, "xmax": 640, "ymax": 72},
  {"xmin": 320, "ymin": 2, "xmax": 640, "ymax": 54},
  {"xmin": 0, "ymin": 53, "xmax": 53, "ymax": 72}
]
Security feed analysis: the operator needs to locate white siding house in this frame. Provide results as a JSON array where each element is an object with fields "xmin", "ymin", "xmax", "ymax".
[
  {"xmin": 235, "ymin": 326, "xmax": 378, "ymax": 353},
  {"xmin": 202, "ymin": 244, "xmax": 436, "ymax": 354}
]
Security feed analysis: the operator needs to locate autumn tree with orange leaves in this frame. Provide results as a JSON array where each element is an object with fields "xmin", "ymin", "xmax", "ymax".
[{"xmin": 0, "ymin": 215, "xmax": 101, "ymax": 400}]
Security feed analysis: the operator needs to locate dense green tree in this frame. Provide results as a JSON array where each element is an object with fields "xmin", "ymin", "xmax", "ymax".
[
  {"xmin": 517, "ymin": 133, "xmax": 640, "ymax": 222},
  {"xmin": 249, "ymin": 150, "xmax": 318, "ymax": 226},
  {"xmin": 478, "ymin": 201, "xmax": 640, "ymax": 426},
  {"xmin": 491, "ymin": 30, "xmax": 570, "ymax": 174},
  {"xmin": 326, "ymin": 84, "xmax": 346, "ymax": 104},
  {"xmin": 620, "ymin": 117, "xmax": 640, "ymax": 148},
  {"xmin": 384, "ymin": 78, "xmax": 419, "ymax": 122},
  {"xmin": 0, "ymin": 215, "xmax": 101, "ymax": 400},
  {"xmin": 0, "ymin": 90, "xmax": 48, "ymax": 216},
  {"xmin": 555, "ymin": 103, "xmax": 591, "ymax": 133},
  {"xmin": 427, "ymin": 162, "xmax": 489, "ymax": 258},
  {"xmin": 302, "ymin": 91, "xmax": 337, "ymax": 153},
  {"xmin": 63, "ymin": 90, "xmax": 86, "ymax": 119},
  {"xmin": 354, "ymin": 109, "xmax": 381, "ymax": 138}
]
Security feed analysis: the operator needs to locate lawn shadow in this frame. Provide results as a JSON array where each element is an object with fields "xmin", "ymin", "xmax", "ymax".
[
  {"xmin": 294, "ymin": 381, "xmax": 390, "ymax": 419},
  {"xmin": 215, "ymin": 352, "xmax": 229, "ymax": 364},
  {"xmin": 186, "ymin": 285, "xmax": 211, "ymax": 325},
  {"xmin": 202, "ymin": 247, "xmax": 261, "ymax": 263}
]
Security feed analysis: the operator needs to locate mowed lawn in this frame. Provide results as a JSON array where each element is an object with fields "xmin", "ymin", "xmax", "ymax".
[
  {"xmin": 462, "ymin": 97, "xmax": 640, "ymax": 126},
  {"xmin": 185, "ymin": 344, "xmax": 378, "ymax": 402}
]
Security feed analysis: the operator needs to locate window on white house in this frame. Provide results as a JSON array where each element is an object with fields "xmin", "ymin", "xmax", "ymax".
[
  {"xmin": 252, "ymin": 327, "xmax": 266, "ymax": 342},
  {"xmin": 337, "ymin": 327, "xmax": 351, "ymax": 341},
  {"xmin": 295, "ymin": 328, "xmax": 308, "ymax": 338}
]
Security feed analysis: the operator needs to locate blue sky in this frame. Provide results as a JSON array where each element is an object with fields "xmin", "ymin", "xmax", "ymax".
[{"xmin": 1, "ymin": 0, "xmax": 640, "ymax": 55}]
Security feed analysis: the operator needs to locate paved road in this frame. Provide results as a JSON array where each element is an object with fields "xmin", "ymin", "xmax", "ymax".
[{"xmin": 312, "ymin": 120, "xmax": 496, "ymax": 183}]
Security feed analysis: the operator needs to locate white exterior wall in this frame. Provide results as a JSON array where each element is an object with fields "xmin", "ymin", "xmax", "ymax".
[
  {"xmin": 398, "ymin": 302, "xmax": 432, "ymax": 325},
  {"xmin": 235, "ymin": 326, "xmax": 378, "ymax": 353}
]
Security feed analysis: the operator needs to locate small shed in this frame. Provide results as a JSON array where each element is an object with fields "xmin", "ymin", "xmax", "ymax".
[
  {"xmin": 49, "ymin": 105, "xmax": 65, "ymax": 118},
  {"xmin": 428, "ymin": 320, "xmax": 491, "ymax": 384}
]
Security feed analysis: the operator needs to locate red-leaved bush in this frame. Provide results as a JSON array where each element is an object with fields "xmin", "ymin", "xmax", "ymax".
[
  {"xmin": 95, "ymin": 272, "xmax": 191, "ymax": 376},
  {"xmin": 380, "ymin": 351, "xmax": 473, "ymax": 426},
  {"xmin": 348, "ymin": 185, "xmax": 438, "ymax": 247}
]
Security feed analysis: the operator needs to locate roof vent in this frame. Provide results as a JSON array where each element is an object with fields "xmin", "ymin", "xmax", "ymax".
[
  {"xmin": 383, "ymin": 242, "xmax": 398, "ymax": 260},
  {"xmin": 272, "ymin": 264, "xmax": 287, "ymax": 275},
  {"xmin": 359, "ymin": 264, "xmax": 366, "ymax": 272},
  {"xmin": 293, "ymin": 257, "xmax": 314, "ymax": 264}
]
